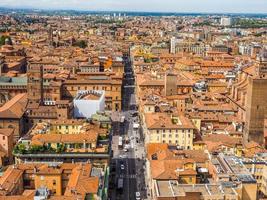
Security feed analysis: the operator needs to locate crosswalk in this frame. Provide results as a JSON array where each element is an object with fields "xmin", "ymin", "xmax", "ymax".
[{"xmin": 117, "ymin": 174, "xmax": 137, "ymax": 179}]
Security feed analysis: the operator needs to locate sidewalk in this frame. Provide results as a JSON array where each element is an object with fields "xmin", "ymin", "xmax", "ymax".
[{"xmin": 134, "ymin": 132, "xmax": 151, "ymax": 200}]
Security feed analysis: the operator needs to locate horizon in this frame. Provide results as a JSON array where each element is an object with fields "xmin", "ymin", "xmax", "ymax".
[
  {"xmin": 1, "ymin": 6, "xmax": 267, "ymax": 16},
  {"xmin": 0, "ymin": 0, "xmax": 267, "ymax": 14}
]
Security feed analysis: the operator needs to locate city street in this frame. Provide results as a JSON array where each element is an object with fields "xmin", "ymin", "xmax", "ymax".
[
  {"xmin": 0, "ymin": 5, "xmax": 265, "ymax": 200},
  {"xmin": 109, "ymin": 56, "xmax": 148, "ymax": 200}
]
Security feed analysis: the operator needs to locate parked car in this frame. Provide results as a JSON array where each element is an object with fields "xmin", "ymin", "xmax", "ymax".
[{"xmin": 136, "ymin": 192, "xmax": 141, "ymax": 200}]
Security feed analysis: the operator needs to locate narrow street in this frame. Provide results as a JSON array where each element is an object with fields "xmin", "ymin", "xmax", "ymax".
[{"xmin": 109, "ymin": 55, "xmax": 148, "ymax": 200}]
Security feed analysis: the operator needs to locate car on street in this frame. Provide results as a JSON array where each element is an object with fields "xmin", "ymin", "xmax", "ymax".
[
  {"xmin": 136, "ymin": 192, "xmax": 141, "ymax": 200},
  {"xmin": 131, "ymin": 112, "xmax": 138, "ymax": 117},
  {"xmin": 120, "ymin": 164, "xmax": 125, "ymax": 170},
  {"xmin": 125, "ymin": 137, "xmax": 130, "ymax": 144},
  {"xmin": 119, "ymin": 154, "xmax": 127, "ymax": 158},
  {"xmin": 133, "ymin": 123, "xmax": 140, "ymax": 129}
]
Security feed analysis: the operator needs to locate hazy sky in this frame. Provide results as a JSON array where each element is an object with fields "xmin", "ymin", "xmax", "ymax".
[{"xmin": 0, "ymin": 0, "xmax": 267, "ymax": 13}]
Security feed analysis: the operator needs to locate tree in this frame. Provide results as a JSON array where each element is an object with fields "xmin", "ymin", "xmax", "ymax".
[
  {"xmin": 28, "ymin": 145, "xmax": 46, "ymax": 153},
  {"xmin": 56, "ymin": 144, "xmax": 66, "ymax": 153},
  {"xmin": 73, "ymin": 40, "xmax": 87, "ymax": 48},
  {"xmin": 98, "ymin": 135, "xmax": 108, "ymax": 140},
  {"xmin": 13, "ymin": 143, "xmax": 26, "ymax": 154},
  {"xmin": 0, "ymin": 35, "xmax": 12, "ymax": 46}
]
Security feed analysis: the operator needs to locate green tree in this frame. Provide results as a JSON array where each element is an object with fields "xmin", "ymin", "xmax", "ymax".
[
  {"xmin": 56, "ymin": 144, "xmax": 66, "ymax": 153},
  {"xmin": 0, "ymin": 35, "xmax": 11, "ymax": 46},
  {"xmin": 28, "ymin": 145, "xmax": 46, "ymax": 153},
  {"xmin": 98, "ymin": 135, "xmax": 108, "ymax": 140},
  {"xmin": 73, "ymin": 40, "xmax": 87, "ymax": 48},
  {"xmin": 13, "ymin": 143, "xmax": 26, "ymax": 154}
]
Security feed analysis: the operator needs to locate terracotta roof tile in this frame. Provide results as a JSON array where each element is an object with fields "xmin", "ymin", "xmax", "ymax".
[{"xmin": 0, "ymin": 93, "xmax": 27, "ymax": 119}]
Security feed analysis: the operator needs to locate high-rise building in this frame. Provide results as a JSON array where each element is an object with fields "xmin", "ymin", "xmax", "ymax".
[
  {"xmin": 48, "ymin": 25, "xmax": 53, "ymax": 46},
  {"xmin": 220, "ymin": 17, "xmax": 233, "ymax": 26},
  {"xmin": 170, "ymin": 37, "xmax": 177, "ymax": 54},
  {"xmin": 245, "ymin": 49, "xmax": 267, "ymax": 144}
]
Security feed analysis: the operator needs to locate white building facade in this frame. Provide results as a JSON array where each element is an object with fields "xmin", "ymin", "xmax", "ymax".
[{"xmin": 74, "ymin": 90, "xmax": 105, "ymax": 119}]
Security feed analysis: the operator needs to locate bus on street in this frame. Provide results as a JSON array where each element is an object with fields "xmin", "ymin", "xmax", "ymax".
[
  {"xmin": 117, "ymin": 178, "xmax": 123, "ymax": 192},
  {"xmin": 120, "ymin": 115, "xmax": 125, "ymax": 123},
  {"xmin": 118, "ymin": 136, "xmax": 123, "ymax": 149}
]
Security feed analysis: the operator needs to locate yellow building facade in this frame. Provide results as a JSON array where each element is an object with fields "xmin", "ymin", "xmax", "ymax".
[
  {"xmin": 35, "ymin": 173, "xmax": 62, "ymax": 195},
  {"xmin": 148, "ymin": 128, "xmax": 194, "ymax": 150}
]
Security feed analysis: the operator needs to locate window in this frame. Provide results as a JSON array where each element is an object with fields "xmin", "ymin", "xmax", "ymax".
[
  {"xmin": 163, "ymin": 134, "xmax": 166, "ymax": 138},
  {"xmin": 24, "ymin": 179, "xmax": 31, "ymax": 187},
  {"xmin": 175, "ymin": 134, "xmax": 178, "ymax": 138},
  {"xmin": 8, "ymin": 125, "xmax": 13, "ymax": 129},
  {"xmin": 115, "ymin": 103, "xmax": 119, "ymax": 111},
  {"xmin": 2, "ymin": 136, "xmax": 5, "ymax": 140},
  {"xmin": 53, "ymin": 180, "xmax": 56, "ymax": 185},
  {"xmin": 189, "ymin": 177, "xmax": 192, "ymax": 183}
]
